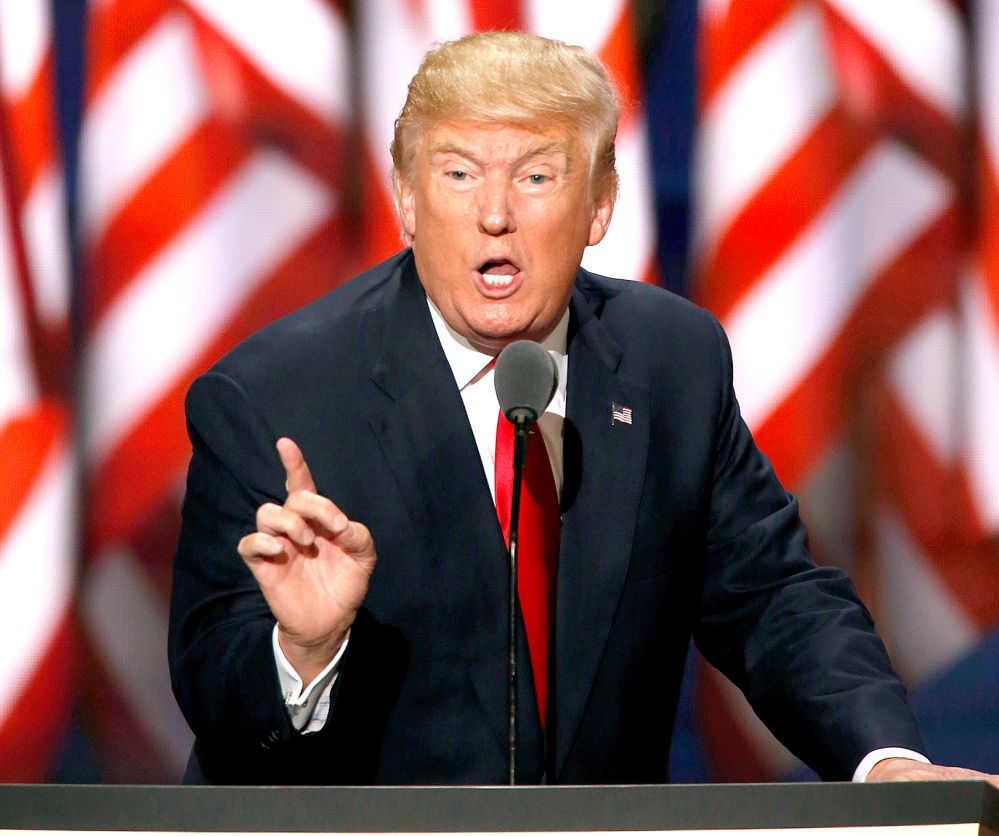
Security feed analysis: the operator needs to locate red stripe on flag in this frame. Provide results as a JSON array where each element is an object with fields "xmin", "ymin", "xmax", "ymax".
[
  {"xmin": 598, "ymin": 6, "xmax": 642, "ymax": 110},
  {"xmin": 697, "ymin": 108, "xmax": 871, "ymax": 320},
  {"xmin": 874, "ymin": 390, "xmax": 999, "ymax": 629},
  {"xmin": 86, "ymin": 0, "xmax": 174, "ymax": 99},
  {"xmin": 87, "ymin": 218, "xmax": 348, "ymax": 552},
  {"xmin": 695, "ymin": 663, "xmax": 774, "ymax": 782},
  {"xmin": 360, "ymin": 143, "xmax": 405, "ymax": 270},
  {"xmin": 699, "ymin": 0, "xmax": 799, "ymax": 106},
  {"xmin": 978, "ymin": 144, "xmax": 999, "ymax": 322},
  {"xmin": 0, "ymin": 614, "xmax": 76, "ymax": 783},
  {"xmin": 80, "ymin": 643, "xmax": 175, "ymax": 783},
  {"xmin": 5, "ymin": 52, "xmax": 58, "ymax": 196},
  {"xmin": 85, "ymin": 118, "xmax": 250, "ymax": 322},
  {"xmin": 753, "ymin": 205, "xmax": 962, "ymax": 489},
  {"xmin": 188, "ymin": 9, "xmax": 343, "ymax": 182},
  {"xmin": 468, "ymin": 0, "xmax": 524, "ymax": 32},
  {"xmin": 0, "ymin": 403, "xmax": 64, "ymax": 539},
  {"xmin": 821, "ymin": 4, "xmax": 963, "ymax": 178}
]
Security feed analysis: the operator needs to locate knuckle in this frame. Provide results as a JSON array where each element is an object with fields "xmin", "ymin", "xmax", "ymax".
[
  {"xmin": 287, "ymin": 488, "xmax": 314, "ymax": 508},
  {"xmin": 257, "ymin": 502, "xmax": 280, "ymax": 523},
  {"xmin": 239, "ymin": 532, "xmax": 268, "ymax": 558}
]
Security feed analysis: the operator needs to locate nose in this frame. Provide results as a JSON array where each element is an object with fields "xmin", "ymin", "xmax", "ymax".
[{"xmin": 477, "ymin": 176, "xmax": 515, "ymax": 235}]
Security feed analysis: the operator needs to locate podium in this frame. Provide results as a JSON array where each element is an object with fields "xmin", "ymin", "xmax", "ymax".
[{"xmin": 0, "ymin": 782, "xmax": 996, "ymax": 834}]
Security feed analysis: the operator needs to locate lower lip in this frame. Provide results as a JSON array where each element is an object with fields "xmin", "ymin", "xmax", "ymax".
[{"xmin": 474, "ymin": 270, "xmax": 524, "ymax": 298}]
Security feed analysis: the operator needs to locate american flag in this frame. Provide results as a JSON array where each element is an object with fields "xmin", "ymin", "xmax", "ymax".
[
  {"xmin": 5, "ymin": 0, "xmax": 998, "ymax": 784},
  {"xmin": 611, "ymin": 402, "xmax": 634, "ymax": 425},
  {"xmin": 692, "ymin": 0, "xmax": 999, "ymax": 780},
  {"xmin": 0, "ymin": 0, "xmax": 76, "ymax": 782},
  {"xmin": 0, "ymin": 1, "xmax": 655, "ymax": 781},
  {"xmin": 77, "ymin": 0, "xmax": 352, "ymax": 781}
]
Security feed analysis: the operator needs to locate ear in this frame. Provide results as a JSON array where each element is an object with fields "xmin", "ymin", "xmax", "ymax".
[
  {"xmin": 394, "ymin": 169, "xmax": 417, "ymax": 242},
  {"xmin": 587, "ymin": 189, "xmax": 615, "ymax": 247}
]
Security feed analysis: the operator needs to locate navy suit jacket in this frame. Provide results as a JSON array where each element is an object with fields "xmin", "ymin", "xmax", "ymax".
[{"xmin": 169, "ymin": 250, "xmax": 925, "ymax": 784}]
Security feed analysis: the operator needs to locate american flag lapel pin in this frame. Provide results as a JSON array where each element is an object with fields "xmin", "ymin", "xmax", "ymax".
[{"xmin": 611, "ymin": 402, "xmax": 633, "ymax": 426}]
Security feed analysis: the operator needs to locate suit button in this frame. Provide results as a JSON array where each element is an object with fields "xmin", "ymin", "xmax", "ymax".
[{"xmin": 259, "ymin": 729, "xmax": 282, "ymax": 750}]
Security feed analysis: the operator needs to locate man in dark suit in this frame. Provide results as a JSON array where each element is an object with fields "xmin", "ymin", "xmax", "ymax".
[{"xmin": 168, "ymin": 31, "xmax": 991, "ymax": 786}]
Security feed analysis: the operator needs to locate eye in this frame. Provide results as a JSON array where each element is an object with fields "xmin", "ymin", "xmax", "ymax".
[
  {"xmin": 527, "ymin": 173, "xmax": 548, "ymax": 184},
  {"xmin": 447, "ymin": 170, "xmax": 468, "ymax": 181}
]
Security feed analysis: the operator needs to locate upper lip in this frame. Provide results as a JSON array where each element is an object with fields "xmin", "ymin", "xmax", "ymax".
[{"xmin": 476, "ymin": 257, "xmax": 521, "ymax": 273}]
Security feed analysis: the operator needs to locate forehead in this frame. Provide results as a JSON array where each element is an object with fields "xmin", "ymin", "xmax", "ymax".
[{"xmin": 419, "ymin": 120, "xmax": 578, "ymax": 162}]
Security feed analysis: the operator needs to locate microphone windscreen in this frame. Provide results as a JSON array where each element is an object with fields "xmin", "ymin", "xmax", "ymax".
[{"xmin": 494, "ymin": 340, "xmax": 558, "ymax": 424}]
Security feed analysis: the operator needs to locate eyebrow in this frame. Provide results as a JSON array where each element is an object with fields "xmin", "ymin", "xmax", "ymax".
[{"xmin": 427, "ymin": 138, "xmax": 572, "ymax": 166}]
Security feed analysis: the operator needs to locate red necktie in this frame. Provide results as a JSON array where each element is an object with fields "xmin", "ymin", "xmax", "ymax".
[{"xmin": 495, "ymin": 410, "xmax": 560, "ymax": 724}]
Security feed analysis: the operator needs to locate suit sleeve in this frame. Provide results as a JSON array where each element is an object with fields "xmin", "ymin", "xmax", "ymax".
[
  {"xmin": 168, "ymin": 370, "xmax": 344, "ymax": 782},
  {"xmin": 691, "ymin": 317, "xmax": 926, "ymax": 781}
]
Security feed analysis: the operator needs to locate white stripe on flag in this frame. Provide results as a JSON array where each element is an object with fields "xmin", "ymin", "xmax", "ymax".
[
  {"xmin": 80, "ymin": 13, "xmax": 208, "ymax": 241},
  {"xmin": 889, "ymin": 308, "xmax": 959, "ymax": 465},
  {"xmin": 694, "ymin": 3, "xmax": 834, "ymax": 255},
  {"xmin": 0, "ymin": 0, "xmax": 49, "ymax": 98},
  {"xmin": 875, "ymin": 510, "xmax": 977, "ymax": 683},
  {"xmin": 84, "ymin": 150, "xmax": 331, "ymax": 463},
  {"xmin": 21, "ymin": 167, "xmax": 70, "ymax": 327},
  {"xmin": 0, "ymin": 437, "xmax": 75, "ymax": 721},
  {"xmin": 83, "ymin": 548, "xmax": 193, "ymax": 772},
  {"xmin": 186, "ymin": 0, "xmax": 348, "ymax": 124},
  {"xmin": 727, "ymin": 140, "xmax": 951, "ymax": 431},
  {"xmin": 524, "ymin": 0, "xmax": 620, "ymax": 51},
  {"xmin": 826, "ymin": 0, "xmax": 964, "ymax": 118},
  {"xmin": 961, "ymin": 270, "xmax": 999, "ymax": 529}
]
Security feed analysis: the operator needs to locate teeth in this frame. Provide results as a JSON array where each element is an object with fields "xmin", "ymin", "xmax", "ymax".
[{"xmin": 482, "ymin": 273, "xmax": 514, "ymax": 287}]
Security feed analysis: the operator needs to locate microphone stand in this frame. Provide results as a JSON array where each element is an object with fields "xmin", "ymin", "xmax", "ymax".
[{"xmin": 507, "ymin": 418, "xmax": 532, "ymax": 786}]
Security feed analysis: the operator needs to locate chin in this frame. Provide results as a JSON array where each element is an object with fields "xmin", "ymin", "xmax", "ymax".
[
  {"xmin": 467, "ymin": 318, "xmax": 523, "ymax": 344},
  {"xmin": 463, "ymin": 328, "xmax": 518, "ymax": 354}
]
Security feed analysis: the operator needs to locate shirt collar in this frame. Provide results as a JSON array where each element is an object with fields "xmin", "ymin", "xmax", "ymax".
[{"xmin": 427, "ymin": 298, "xmax": 569, "ymax": 418}]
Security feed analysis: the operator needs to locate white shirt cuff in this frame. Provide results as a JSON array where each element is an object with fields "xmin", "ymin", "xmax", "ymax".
[
  {"xmin": 853, "ymin": 747, "xmax": 931, "ymax": 782},
  {"xmin": 272, "ymin": 625, "xmax": 349, "ymax": 733}
]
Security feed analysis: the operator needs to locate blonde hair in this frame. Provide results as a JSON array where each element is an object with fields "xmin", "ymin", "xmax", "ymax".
[{"xmin": 391, "ymin": 31, "xmax": 620, "ymax": 201}]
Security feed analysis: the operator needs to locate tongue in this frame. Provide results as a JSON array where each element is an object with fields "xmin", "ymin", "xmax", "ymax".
[{"xmin": 483, "ymin": 261, "xmax": 517, "ymax": 276}]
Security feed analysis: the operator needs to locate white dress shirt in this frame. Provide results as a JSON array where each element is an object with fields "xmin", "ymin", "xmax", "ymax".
[{"xmin": 426, "ymin": 300, "xmax": 569, "ymax": 504}]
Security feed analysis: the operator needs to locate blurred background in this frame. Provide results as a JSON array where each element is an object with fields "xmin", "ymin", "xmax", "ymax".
[{"xmin": 1, "ymin": 0, "xmax": 997, "ymax": 783}]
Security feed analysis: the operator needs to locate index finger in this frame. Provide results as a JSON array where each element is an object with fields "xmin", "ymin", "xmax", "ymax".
[{"xmin": 276, "ymin": 437, "xmax": 316, "ymax": 495}]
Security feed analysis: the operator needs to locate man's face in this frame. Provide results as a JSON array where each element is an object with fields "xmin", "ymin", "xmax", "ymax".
[{"xmin": 395, "ymin": 121, "xmax": 614, "ymax": 354}]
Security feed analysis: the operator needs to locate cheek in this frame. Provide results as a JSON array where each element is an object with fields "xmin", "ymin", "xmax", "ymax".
[{"xmin": 417, "ymin": 194, "xmax": 468, "ymax": 238}]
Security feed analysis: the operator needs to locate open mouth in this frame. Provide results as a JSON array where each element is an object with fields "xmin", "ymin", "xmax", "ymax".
[{"xmin": 477, "ymin": 259, "xmax": 520, "ymax": 288}]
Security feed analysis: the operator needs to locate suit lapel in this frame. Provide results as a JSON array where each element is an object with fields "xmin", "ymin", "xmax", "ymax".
[
  {"xmin": 553, "ymin": 281, "xmax": 650, "ymax": 779},
  {"xmin": 364, "ymin": 257, "xmax": 534, "ymax": 760}
]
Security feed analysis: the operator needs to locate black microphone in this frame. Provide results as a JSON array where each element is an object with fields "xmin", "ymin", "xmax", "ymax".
[
  {"xmin": 495, "ymin": 339, "xmax": 559, "ymax": 425},
  {"xmin": 494, "ymin": 340, "xmax": 558, "ymax": 784}
]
